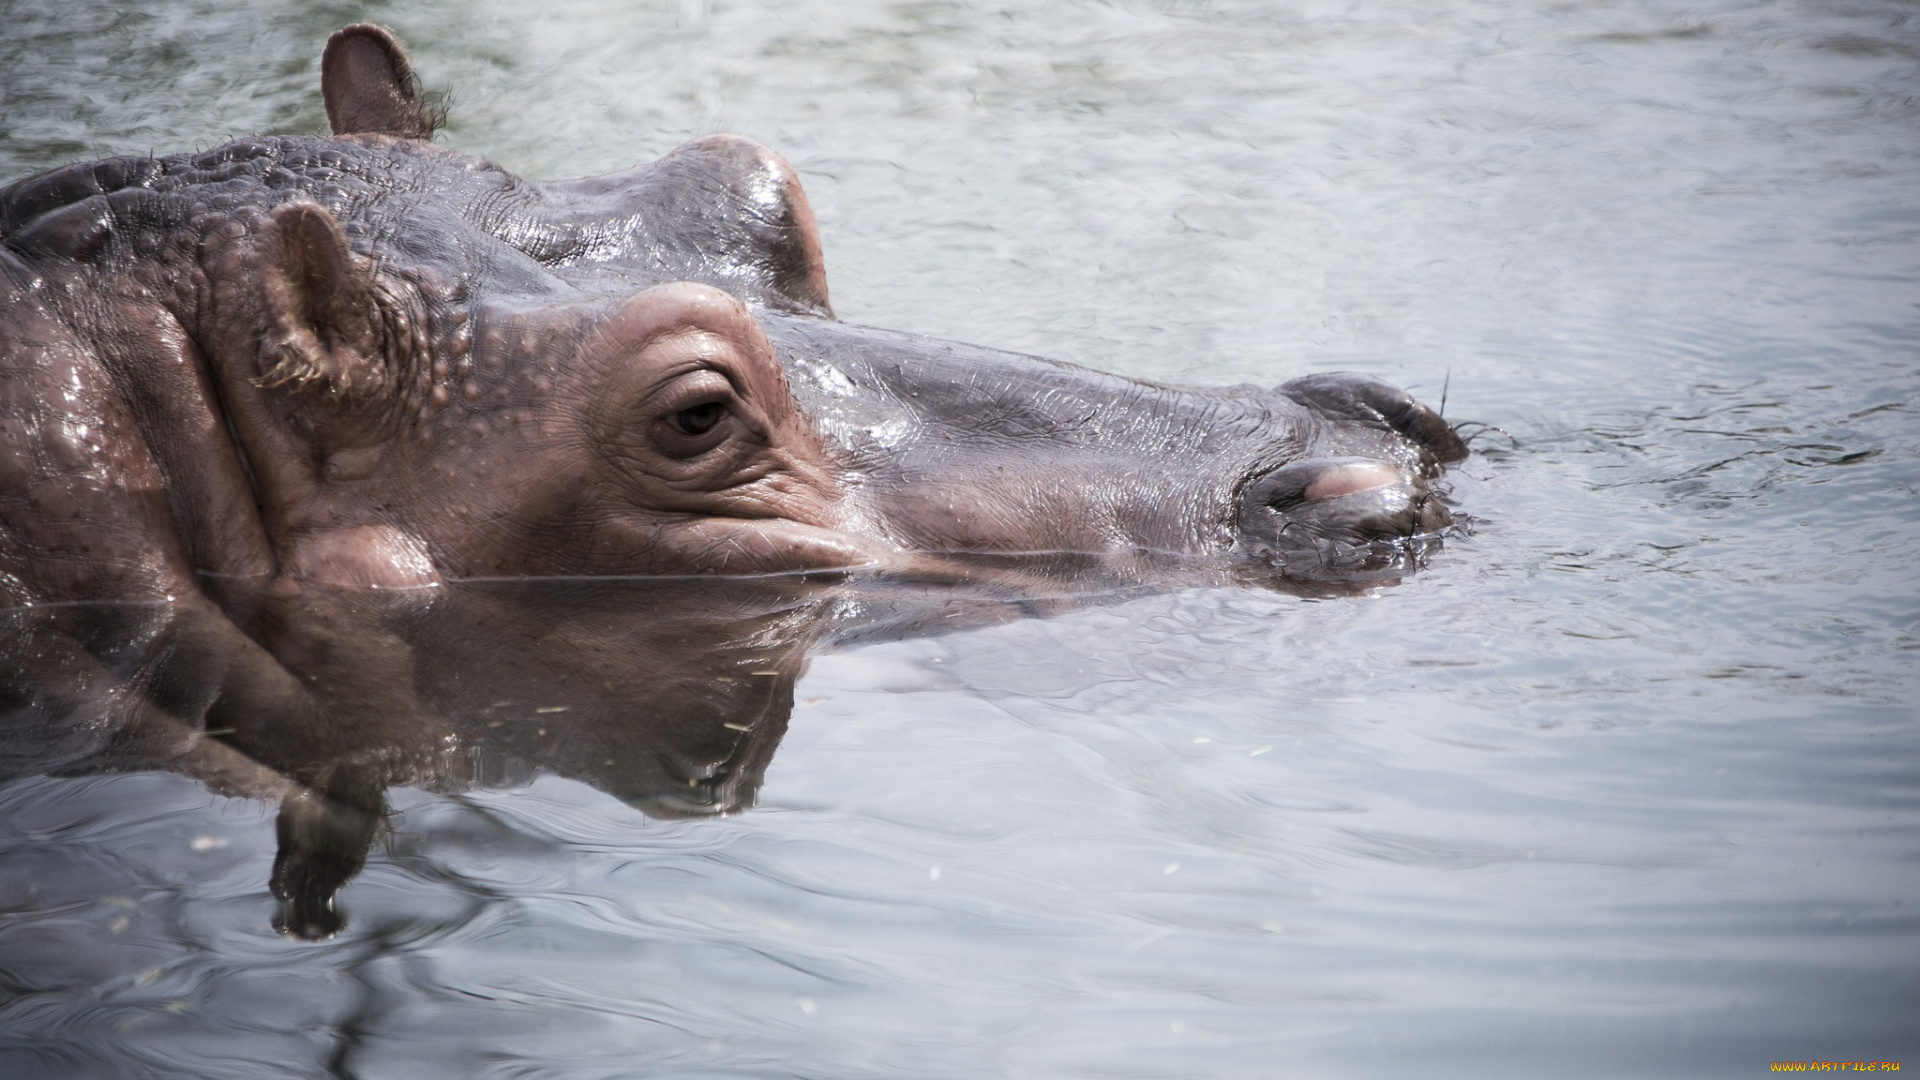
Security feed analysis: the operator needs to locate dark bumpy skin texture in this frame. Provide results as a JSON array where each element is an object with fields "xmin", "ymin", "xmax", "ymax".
[{"xmin": 0, "ymin": 26, "xmax": 1467, "ymax": 936}]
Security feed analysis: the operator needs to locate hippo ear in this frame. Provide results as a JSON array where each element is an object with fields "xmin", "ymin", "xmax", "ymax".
[
  {"xmin": 321, "ymin": 24, "xmax": 436, "ymax": 139},
  {"xmin": 256, "ymin": 201, "xmax": 384, "ymax": 406},
  {"xmin": 529, "ymin": 135, "xmax": 833, "ymax": 316},
  {"xmin": 655, "ymin": 135, "xmax": 832, "ymax": 315}
]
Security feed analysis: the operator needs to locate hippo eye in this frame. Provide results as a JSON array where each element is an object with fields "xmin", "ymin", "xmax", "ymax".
[
  {"xmin": 647, "ymin": 371, "xmax": 744, "ymax": 459},
  {"xmin": 671, "ymin": 402, "xmax": 727, "ymax": 436}
]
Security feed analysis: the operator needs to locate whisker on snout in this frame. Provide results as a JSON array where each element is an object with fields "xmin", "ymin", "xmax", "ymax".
[{"xmin": 1450, "ymin": 420, "xmax": 1517, "ymax": 449}]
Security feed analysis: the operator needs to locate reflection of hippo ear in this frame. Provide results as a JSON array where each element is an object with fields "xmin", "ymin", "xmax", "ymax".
[
  {"xmin": 525, "ymin": 136, "xmax": 833, "ymax": 317},
  {"xmin": 321, "ymin": 24, "xmax": 436, "ymax": 139},
  {"xmin": 255, "ymin": 201, "xmax": 385, "ymax": 411},
  {"xmin": 641, "ymin": 665, "xmax": 797, "ymax": 819},
  {"xmin": 556, "ymin": 663, "xmax": 800, "ymax": 821}
]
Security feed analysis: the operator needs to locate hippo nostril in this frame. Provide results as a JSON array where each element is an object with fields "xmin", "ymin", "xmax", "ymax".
[
  {"xmin": 1240, "ymin": 457, "xmax": 1404, "ymax": 512},
  {"xmin": 1302, "ymin": 461, "xmax": 1401, "ymax": 501}
]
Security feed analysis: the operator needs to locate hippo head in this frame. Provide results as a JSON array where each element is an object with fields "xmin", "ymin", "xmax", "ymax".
[
  {"xmin": 181, "ymin": 25, "xmax": 1463, "ymax": 595},
  {"xmin": 220, "ymin": 201, "xmax": 856, "ymax": 585}
]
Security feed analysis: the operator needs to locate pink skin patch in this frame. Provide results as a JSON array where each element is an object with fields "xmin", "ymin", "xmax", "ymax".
[
  {"xmin": 1303, "ymin": 461, "xmax": 1401, "ymax": 500},
  {"xmin": 282, "ymin": 525, "xmax": 441, "ymax": 590}
]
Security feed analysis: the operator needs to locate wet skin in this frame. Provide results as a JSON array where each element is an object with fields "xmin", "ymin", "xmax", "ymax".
[{"xmin": 0, "ymin": 26, "xmax": 1468, "ymax": 935}]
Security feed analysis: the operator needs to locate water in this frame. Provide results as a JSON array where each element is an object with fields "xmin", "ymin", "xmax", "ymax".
[{"xmin": 3, "ymin": 0, "xmax": 1917, "ymax": 1075}]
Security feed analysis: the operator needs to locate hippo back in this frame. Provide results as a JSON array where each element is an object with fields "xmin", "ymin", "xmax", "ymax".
[{"xmin": 0, "ymin": 132, "xmax": 832, "ymax": 317}]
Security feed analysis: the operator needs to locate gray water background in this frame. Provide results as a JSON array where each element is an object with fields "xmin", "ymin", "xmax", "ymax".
[{"xmin": 2, "ymin": 0, "xmax": 1918, "ymax": 1075}]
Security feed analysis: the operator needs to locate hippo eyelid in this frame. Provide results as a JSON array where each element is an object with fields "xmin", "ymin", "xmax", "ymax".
[
  {"xmin": 637, "ymin": 362, "xmax": 746, "ymax": 413},
  {"xmin": 641, "ymin": 367, "xmax": 733, "ymax": 408},
  {"xmin": 636, "ymin": 329, "xmax": 755, "ymax": 399}
]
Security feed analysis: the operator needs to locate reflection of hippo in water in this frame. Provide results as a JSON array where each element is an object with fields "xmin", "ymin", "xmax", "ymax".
[
  {"xmin": 0, "ymin": 26, "xmax": 1468, "ymax": 936},
  {"xmin": 0, "ymin": 574, "xmax": 1058, "ymax": 938}
]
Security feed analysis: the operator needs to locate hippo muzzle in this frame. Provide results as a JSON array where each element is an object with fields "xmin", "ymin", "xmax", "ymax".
[
  {"xmin": 1233, "ymin": 372, "xmax": 1467, "ymax": 578},
  {"xmin": 1235, "ymin": 456, "xmax": 1452, "ymax": 577}
]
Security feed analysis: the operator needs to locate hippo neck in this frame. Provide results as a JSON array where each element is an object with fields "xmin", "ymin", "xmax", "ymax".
[{"xmin": 0, "ymin": 140, "xmax": 467, "ymax": 579}]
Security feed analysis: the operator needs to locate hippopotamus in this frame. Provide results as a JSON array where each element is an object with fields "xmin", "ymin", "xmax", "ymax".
[
  {"xmin": 0, "ymin": 26, "xmax": 1467, "ymax": 935},
  {"xmin": 1, "ymin": 23, "xmax": 1462, "ymax": 607}
]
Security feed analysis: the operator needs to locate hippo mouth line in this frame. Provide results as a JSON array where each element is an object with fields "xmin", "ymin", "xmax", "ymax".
[{"xmin": 1244, "ymin": 509, "xmax": 1461, "ymax": 582}]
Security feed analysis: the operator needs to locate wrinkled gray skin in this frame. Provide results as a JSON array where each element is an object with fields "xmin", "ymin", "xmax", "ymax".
[{"xmin": 0, "ymin": 27, "xmax": 1466, "ymax": 936}]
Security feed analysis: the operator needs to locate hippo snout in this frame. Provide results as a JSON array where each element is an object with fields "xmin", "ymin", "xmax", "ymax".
[{"xmin": 1235, "ymin": 455, "xmax": 1454, "ymax": 577}]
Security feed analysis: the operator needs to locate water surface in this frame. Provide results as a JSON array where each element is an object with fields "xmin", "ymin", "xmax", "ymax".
[{"xmin": 2, "ymin": 0, "xmax": 1917, "ymax": 1076}]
